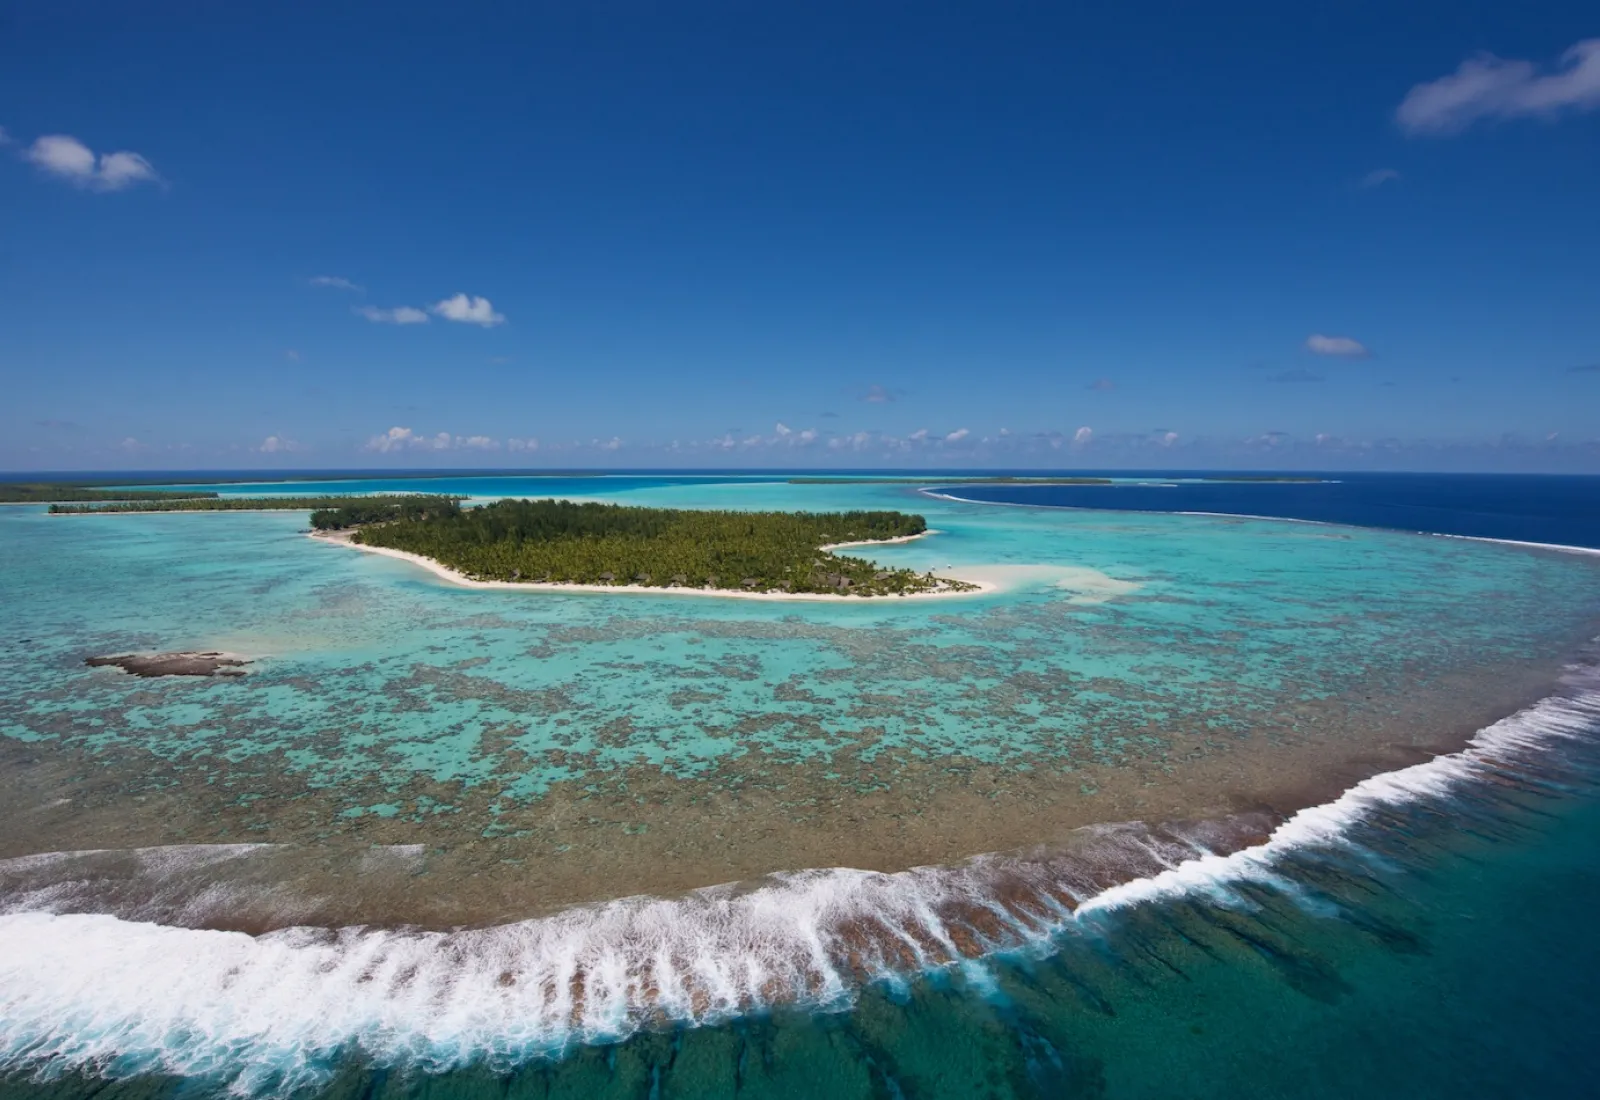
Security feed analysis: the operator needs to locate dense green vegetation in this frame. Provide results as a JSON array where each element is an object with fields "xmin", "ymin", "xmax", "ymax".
[
  {"xmin": 3, "ymin": 483, "xmax": 218, "ymax": 504},
  {"xmin": 310, "ymin": 497, "xmax": 464, "ymax": 529},
  {"xmin": 49, "ymin": 494, "xmax": 463, "ymax": 516},
  {"xmin": 351, "ymin": 498, "xmax": 975, "ymax": 596}
]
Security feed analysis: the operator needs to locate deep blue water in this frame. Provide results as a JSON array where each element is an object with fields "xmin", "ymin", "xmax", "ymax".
[{"xmin": 940, "ymin": 472, "xmax": 1600, "ymax": 551}]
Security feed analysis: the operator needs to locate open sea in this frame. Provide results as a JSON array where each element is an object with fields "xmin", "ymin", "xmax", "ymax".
[{"xmin": 2, "ymin": 470, "xmax": 1599, "ymax": 1098}]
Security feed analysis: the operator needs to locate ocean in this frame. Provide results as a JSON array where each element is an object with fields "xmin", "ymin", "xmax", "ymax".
[
  {"xmin": 938, "ymin": 470, "xmax": 1600, "ymax": 549},
  {"xmin": 2, "ymin": 471, "xmax": 1598, "ymax": 1098}
]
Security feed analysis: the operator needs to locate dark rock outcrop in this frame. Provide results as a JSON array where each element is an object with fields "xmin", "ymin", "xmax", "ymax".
[{"xmin": 86, "ymin": 652, "xmax": 251, "ymax": 678}]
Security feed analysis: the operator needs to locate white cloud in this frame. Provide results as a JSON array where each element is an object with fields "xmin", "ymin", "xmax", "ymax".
[
  {"xmin": 256, "ymin": 435, "xmax": 304, "ymax": 454},
  {"xmin": 507, "ymin": 437, "xmax": 539, "ymax": 452},
  {"xmin": 1305, "ymin": 333, "xmax": 1371, "ymax": 358},
  {"xmin": 909, "ymin": 428, "xmax": 929, "ymax": 442},
  {"xmin": 1397, "ymin": 39, "xmax": 1600, "ymax": 136},
  {"xmin": 460, "ymin": 435, "xmax": 498, "ymax": 450},
  {"xmin": 310, "ymin": 275, "xmax": 362, "ymax": 292},
  {"xmin": 1360, "ymin": 168, "xmax": 1401, "ymax": 189},
  {"xmin": 364, "ymin": 426, "xmax": 453, "ymax": 452},
  {"xmin": 98, "ymin": 151, "xmax": 160, "ymax": 190},
  {"xmin": 944, "ymin": 428, "xmax": 970, "ymax": 443},
  {"xmin": 356, "ymin": 305, "xmax": 429, "ymax": 325},
  {"xmin": 431, "ymin": 293, "xmax": 506, "ymax": 327},
  {"xmin": 0, "ymin": 126, "xmax": 11, "ymax": 146},
  {"xmin": 1072, "ymin": 426, "xmax": 1093, "ymax": 445},
  {"xmin": 828, "ymin": 431, "xmax": 873, "ymax": 451},
  {"xmin": 29, "ymin": 135, "xmax": 93, "ymax": 178},
  {"xmin": 352, "ymin": 293, "xmax": 505, "ymax": 327},
  {"xmin": 1245, "ymin": 431, "xmax": 1291, "ymax": 448},
  {"xmin": 596, "ymin": 437, "xmax": 622, "ymax": 451},
  {"xmin": 768, "ymin": 422, "xmax": 819, "ymax": 447},
  {"xmin": 1159, "ymin": 431, "xmax": 1179, "ymax": 447},
  {"xmin": 24, "ymin": 134, "xmax": 161, "ymax": 191}
]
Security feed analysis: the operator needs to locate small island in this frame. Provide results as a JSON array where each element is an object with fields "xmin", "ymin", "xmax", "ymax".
[
  {"xmin": 1196, "ymin": 475, "xmax": 1328, "ymax": 483},
  {"xmin": 787, "ymin": 476, "xmax": 1116, "ymax": 485},
  {"xmin": 49, "ymin": 494, "xmax": 465, "ymax": 515},
  {"xmin": 314, "ymin": 498, "xmax": 980, "ymax": 598},
  {"xmin": 6, "ymin": 483, "xmax": 218, "ymax": 504}
]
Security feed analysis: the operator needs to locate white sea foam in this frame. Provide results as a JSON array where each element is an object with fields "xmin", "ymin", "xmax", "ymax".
[
  {"xmin": 1080, "ymin": 665, "xmax": 1600, "ymax": 917},
  {"xmin": 0, "ymin": 862, "xmax": 1047, "ymax": 1093},
  {"xmin": 2, "ymin": 670, "xmax": 1597, "ymax": 1094},
  {"xmin": 1431, "ymin": 532, "xmax": 1600, "ymax": 558}
]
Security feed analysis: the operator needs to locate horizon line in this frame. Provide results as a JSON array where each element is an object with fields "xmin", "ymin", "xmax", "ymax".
[{"xmin": 6, "ymin": 466, "xmax": 1600, "ymax": 482}]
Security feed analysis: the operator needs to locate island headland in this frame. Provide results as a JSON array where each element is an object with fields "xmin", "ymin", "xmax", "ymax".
[{"xmin": 312, "ymin": 497, "xmax": 983, "ymax": 599}]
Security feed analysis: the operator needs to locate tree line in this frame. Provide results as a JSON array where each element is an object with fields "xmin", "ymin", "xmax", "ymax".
[
  {"xmin": 310, "ymin": 497, "xmax": 465, "ymax": 528},
  {"xmin": 9, "ymin": 484, "xmax": 218, "ymax": 504},
  {"xmin": 351, "ymin": 498, "xmax": 973, "ymax": 595},
  {"xmin": 50, "ymin": 494, "xmax": 463, "ymax": 516}
]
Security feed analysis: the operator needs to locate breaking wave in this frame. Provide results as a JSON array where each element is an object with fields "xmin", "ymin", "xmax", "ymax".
[{"xmin": 2, "ymin": 660, "xmax": 1598, "ymax": 1096}]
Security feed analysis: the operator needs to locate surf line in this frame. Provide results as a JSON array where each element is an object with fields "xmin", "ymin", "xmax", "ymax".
[{"xmin": 2, "ymin": 658, "xmax": 1597, "ymax": 1094}]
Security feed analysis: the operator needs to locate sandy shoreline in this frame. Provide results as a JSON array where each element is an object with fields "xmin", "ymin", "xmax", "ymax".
[
  {"xmin": 818, "ymin": 529, "xmax": 938, "ymax": 551},
  {"xmin": 309, "ymin": 528, "xmax": 997, "ymax": 601}
]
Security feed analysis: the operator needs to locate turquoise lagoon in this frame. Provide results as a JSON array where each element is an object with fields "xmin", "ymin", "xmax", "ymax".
[{"xmin": 2, "ymin": 475, "xmax": 1599, "ymax": 1095}]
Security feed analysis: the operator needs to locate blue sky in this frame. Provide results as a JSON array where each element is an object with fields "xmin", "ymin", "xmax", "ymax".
[{"xmin": 3, "ymin": 1, "xmax": 1598, "ymax": 472}]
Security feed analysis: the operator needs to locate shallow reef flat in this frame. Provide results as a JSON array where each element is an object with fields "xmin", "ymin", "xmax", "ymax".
[
  {"xmin": 3, "ymin": 479, "xmax": 1599, "ymax": 927},
  {"xmin": 5, "ymin": 476, "xmax": 1600, "ymax": 1093}
]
